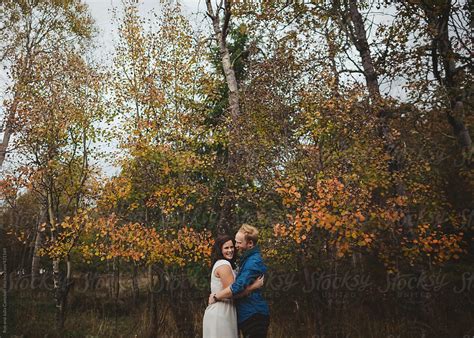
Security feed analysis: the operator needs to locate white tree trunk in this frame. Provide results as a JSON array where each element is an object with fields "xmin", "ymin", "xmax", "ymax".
[{"xmin": 205, "ymin": 0, "xmax": 242, "ymax": 233}]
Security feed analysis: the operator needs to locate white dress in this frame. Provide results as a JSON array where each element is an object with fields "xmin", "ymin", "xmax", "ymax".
[{"xmin": 202, "ymin": 259, "xmax": 238, "ymax": 338}]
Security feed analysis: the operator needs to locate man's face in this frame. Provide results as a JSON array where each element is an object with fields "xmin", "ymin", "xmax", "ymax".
[{"xmin": 235, "ymin": 231, "xmax": 253, "ymax": 252}]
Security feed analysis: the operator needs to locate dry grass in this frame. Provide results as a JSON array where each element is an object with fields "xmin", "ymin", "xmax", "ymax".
[{"xmin": 5, "ymin": 269, "xmax": 474, "ymax": 337}]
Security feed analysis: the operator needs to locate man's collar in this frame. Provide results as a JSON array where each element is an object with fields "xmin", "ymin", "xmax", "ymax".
[{"xmin": 240, "ymin": 245, "xmax": 260, "ymax": 261}]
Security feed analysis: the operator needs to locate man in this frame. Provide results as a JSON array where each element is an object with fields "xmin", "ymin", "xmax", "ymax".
[{"xmin": 209, "ymin": 224, "xmax": 270, "ymax": 337}]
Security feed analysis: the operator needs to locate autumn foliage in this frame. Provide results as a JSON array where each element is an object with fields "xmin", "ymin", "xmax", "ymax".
[{"xmin": 0, "ymin": 0, "xmax": 472, "ymax": 336}]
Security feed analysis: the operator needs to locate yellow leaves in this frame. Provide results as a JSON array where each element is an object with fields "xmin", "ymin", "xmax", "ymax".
[
  {"xmin": 238, "ymin": 24, "xmax": 248, "ymax": 35},
  {"xmin": 114, "ymin": 1, "xmax": 209, "ymax": 154},
  {"xmin": 129, "ymin": 202, "xmax": 139, "ymax": 211},
  {"xmin": 98, "ymin": 176, "xmax": 133, "ymax": 211}
]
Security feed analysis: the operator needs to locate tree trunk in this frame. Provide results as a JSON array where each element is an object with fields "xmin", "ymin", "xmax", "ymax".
[
  {"xmin": 107, "ymin": 258, "xmax": 119, "ymax": 332},
  {"xmin": 147, "ymin": 264, "xmax": 158, "ymax": 338},
  {"xmin": 342, "ymin": 0, "xmax": 412, "ymax": 232},
  {"xmin": 206, "ymin": 0, "xmax": 242, "ymax": 233},
  {"xmin": 48, "ymin": 190, "xmax": 67, "ymax": 331},
  {"xmin": 112, "ymin": 257, "xmax": 120, "ymax": 300},
  {"xmin": 169, "ymin": 272, "xmax": 195, "ymax": 337},
  {"xmin": 52, "ymin": 259, "xmax": 63, "ymax": 330},
  {"xmin": 324, "ymin": 26, "xmax": 341, "ymax": 96},
  {"xmin": 345, "ymin": 1, "xmax": 406, "ymax": 166},
  {"xmin": 132, "ymin": 263, "xmax": 139, "ymax": 306},
  {"xmin": 424, "ymin": 1, "xmax": 472, "ymax": 161},
  {"xmin": 48, "ymin": 190, "xmax": 61, "ymax": 330},
  {"xmin": 0, "ymin": 98, "xmax": 17, "ymax": 168},
  {"xmin": 52, "ymin": 258, "xmax": 72, "ymax": 332},
  {"xmin": 205, "ymin": 0, "xmax": 241, "ymax": 133},
  {"xmin": 46, "ymin": 189, "xmax": 71, "ymax": 331},
  {"xmin": 0, "ymin": 125, "xmax": 12, "ymax": 167},
  {"xmin": 31, "ymin": 208, "xmax": 46, "ymax": 285},
  {"xmin": 346, "ymin": 0, "xmax": 381, "ymax": 103}
]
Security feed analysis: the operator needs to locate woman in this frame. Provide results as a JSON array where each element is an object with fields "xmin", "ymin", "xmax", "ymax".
[{"xmin": 203, "ymin": 234, "xmax": 264, "ymax": 338}]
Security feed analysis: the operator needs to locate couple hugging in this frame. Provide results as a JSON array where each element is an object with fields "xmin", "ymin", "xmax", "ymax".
[{"xmin": 203, "ymin": 224, "xmax": 270, "ymax": 338}]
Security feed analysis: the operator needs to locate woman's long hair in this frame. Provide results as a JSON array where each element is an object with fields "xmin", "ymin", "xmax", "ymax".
[{"xmin": 210, "ymin": 234, "xmax": 237, "ymax": 270}]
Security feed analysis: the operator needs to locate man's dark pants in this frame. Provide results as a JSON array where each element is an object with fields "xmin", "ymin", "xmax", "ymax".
[{"xmin": 239, "ymin": 313, "xmax": 270, "ymax": 338}]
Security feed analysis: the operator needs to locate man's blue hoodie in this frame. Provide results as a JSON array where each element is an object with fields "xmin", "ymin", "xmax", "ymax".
[{"xmin": 230, "ymin": 246, "xmax": 270, "ymax": 324}]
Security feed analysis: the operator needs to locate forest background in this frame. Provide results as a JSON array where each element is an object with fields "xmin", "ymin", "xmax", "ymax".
[{"xmin": 0, "ymin": 0, "xmax": 472, "ymax": 336}]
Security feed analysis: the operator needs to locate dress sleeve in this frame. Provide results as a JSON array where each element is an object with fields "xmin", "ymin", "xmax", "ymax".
[{"xmin": 212, "ymin": 259, "xmax": 231, "ymax": 274}]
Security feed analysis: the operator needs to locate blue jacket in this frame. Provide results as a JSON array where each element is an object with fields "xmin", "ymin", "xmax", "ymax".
[{"xmin": 230, "ymin": 246, "xmax": 270, "ymax": 324}]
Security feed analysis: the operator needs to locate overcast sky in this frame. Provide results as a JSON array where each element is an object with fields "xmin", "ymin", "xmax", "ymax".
[{"xmin": 84, "ymin": 0, "xmax": 209, "ymax": 63}]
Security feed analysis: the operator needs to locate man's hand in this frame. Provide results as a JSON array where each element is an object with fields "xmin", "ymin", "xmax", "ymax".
[
  {"xmin": 255, "ymin": 275, "xmax": 264, "ymax": 289},
  {"xmin": 208, "ymin": 293, "xmax": 217, "ymax": 305}
]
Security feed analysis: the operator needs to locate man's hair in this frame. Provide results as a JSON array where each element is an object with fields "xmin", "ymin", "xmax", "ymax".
[{"xmin": 238, "ymin": 224, "xmax": 259, "ymax": 245}]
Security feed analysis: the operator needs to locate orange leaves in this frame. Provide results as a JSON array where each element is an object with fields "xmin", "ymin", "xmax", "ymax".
[
  {"xmin": 171, "ymin": 226, "xmax": 213, "ymax": 266},
  {"xmin": 355, "ymin": 211, "xmax": 366, "ymax": 222},
  {"xmin": 146, "ymin": 184, "xmax": 197, "ymax": 215},
  {"xmin": 0, "ymin": 167, "xmax": 34, "ymax": 206},
  {"xmin": 275, "ymin": 182, "xmax": 302, "ymax": 207},
  {"xmin": 399, "ymin": 222, "xmax": 465, "ymax": 266},
  {"xmin": 357, "ymin": 233, "xmax": 374, "ymax": 247},
  {"xmin": 273, "ymin": 176, "xmax": 400, "ymax": 258},
  {"xmin": 82, "ymin": 212, "xmax": 213, "ymax": 267}
]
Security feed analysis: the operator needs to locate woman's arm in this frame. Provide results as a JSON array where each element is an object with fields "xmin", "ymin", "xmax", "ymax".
[{"xmin": 215, "ymin": 264, "xmax": 234, "ymax": 289}]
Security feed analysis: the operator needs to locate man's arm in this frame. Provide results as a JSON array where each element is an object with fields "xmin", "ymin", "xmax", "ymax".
[
  {"xmin": 210, "ymin": 275, "xmax": 264, "ymax": 303},
  {"xmin": 210, "ymin": 261, "xmax": 264, "ymax": 303},
  {"xmin": 235, "ymin": 275, "xmax": 264, "ymax": 298}
]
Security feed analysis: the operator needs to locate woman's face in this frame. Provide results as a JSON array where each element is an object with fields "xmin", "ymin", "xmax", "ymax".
[{"xmin": 221, "ymin": 240, "xmax": 235, "ymax": 260}]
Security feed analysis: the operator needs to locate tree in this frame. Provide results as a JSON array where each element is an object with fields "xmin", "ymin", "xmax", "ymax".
[
  {"xmin": 0, "ymin": 0, "xmax": 94, "ymax": 167},
  {"xmin": 205, "ymin": 0, "xmax": 246, "ymax": 232},
  {"xmin": 110, "ymin": 3, "xmax": 216, "ymax": 335},
  {"xmin": 11, "ymin": 47, "xmax": 105, "ymax": 330},
  {"xmin": 399, "ymin": 0, "xmax": 472, "ymax": 162}
]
